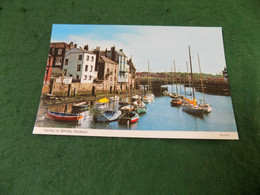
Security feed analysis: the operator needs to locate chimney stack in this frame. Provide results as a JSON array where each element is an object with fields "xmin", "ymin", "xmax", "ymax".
[
  {"xmin": 105, "ymin": 48, "xmax": 108, "ymax": 57},
  {"xmin": 69, "ymin": 42, "xmax": 74, "ymax": 49},
  {"xmin": 111, "ymin": 46, "xmax": 116, "ymax": 62},
  {"xmin": 84, "ymin": 45, "xmax": 89, "ymax": 51}
]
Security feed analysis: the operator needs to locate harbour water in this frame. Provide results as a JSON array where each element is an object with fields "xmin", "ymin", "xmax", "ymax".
[{"xmin": 35, "ymin": 85, "xmax": 237, "ymax": 132}]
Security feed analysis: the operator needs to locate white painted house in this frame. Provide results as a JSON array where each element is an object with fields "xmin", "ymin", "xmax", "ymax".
[
  {"xmin": 106, "ymin": 47, "xmax": 129, "ymax": 83},
  {"xmin": 63, "ymin": 47, "xmax": 97, "ymax": 83}
]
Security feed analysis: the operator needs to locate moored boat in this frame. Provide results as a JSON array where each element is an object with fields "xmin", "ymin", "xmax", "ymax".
[
  {"xmin": 132, "ymin": 94, "xmax": 141, "ymax": 101},
  {"xmin": 182, "ymin": 103, "xmax": 204, "ymax": 115},
  {"xmin": 96, "ymin": 97, "xmax": 109, "ymax": 109},
  {"xmin": 135, "ymin": 107, "xmax": 147, "ymax": 114},
  {"xmin": 47, "ymin": 111, "xmax": 82, "ymax": 122},
  {"xmin": 143, "ymin": 93, "xmax": 154, "ymax": 103},
  {"xmin": 72, "ymin": 101, "xmax": 90, "ymax": 110},
  {"xmin": 118, "ymin": 111, "xmax": 139, "ymax": 125},
  {"xmin": 198, "ymin": 103, "xmax": 212, "ymax": 113},
  {"xmin": 96, "ymin": 110, "xmax": 122, "ymax": 122},
  {"xmin": 197, "ymin": 53, "xmax": 212, "ymax": 113},
  {"xmin": 143, "ymin": 60, "xmax": 155, "ymax": 103},
  {"xmin": 120, "ymin": 104, "xmax": 135, "ymax": 111},
  {"xmin": 170, "ymin": 98, "xmax": 182, "ymax": 106},
  {"xmin": 133, "ymin": 100, "xmax": 147, "ymax": 114},
  {"xmin": 163, "ymin": 91, "xmax": 171, "ymax": 96}
]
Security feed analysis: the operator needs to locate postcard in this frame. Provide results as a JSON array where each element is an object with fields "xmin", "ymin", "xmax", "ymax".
[{"xmin": 33, "ymin": 24, "xmax": 238, "ymax": 140}]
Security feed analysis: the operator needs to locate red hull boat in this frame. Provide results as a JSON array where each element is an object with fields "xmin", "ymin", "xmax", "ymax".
[
  {"xmin": 47, "ymin": 111, "xmax": 83, "ymax": 122},
  {"xmin": 118, "ymin": 111, "xmax": 139, "ymax": 125}
]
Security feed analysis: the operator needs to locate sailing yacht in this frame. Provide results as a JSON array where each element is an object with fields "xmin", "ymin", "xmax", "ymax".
[
  {"xmin": 143, "ymin": 60, "xmax": 154, "ymax": 103},
  {"xmin": 170, "ymin": 60, "xmax": 183, "ymax": 106},
  {"xmin": 197, "ymin": 54, "xmax": 212, "ymax": 113},
  {"xmin": 182, "ymin": 46, "xmax": 203, "ymax": 115}
]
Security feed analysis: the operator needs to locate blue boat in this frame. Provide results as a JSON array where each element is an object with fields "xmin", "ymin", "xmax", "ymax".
[{"xmin": 96, "ymin": 110, "xmax": 122, "ymax": 122}]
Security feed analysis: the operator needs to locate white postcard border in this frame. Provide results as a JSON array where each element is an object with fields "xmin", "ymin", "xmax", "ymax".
[{"xmin": 33, "ymin": 127, "xmax": 239, "ymax": 140}]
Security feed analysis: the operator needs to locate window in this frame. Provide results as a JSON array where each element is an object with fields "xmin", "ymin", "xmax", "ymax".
[
  {"xmin": 78, "ymin": 55, "xmax": 82, "ymax": 60},
  {"xmin": 76, "ymin": 75, "xmax": 79, "ymax": 80},
  {"xmin": 91, "ymin": 56, "xmax": 94, "ymax": 62},
  {"xmin": 69, "ymin": 74, "xmax": 72, "ymax": 77},
  {"xmin": 86, "ymin": 55, "xmax": 89, "ymax": 61},
  {"xmin": 77, "ymin": 64, "xmax": 81, "ymax": 71},
  {"xmin": 90, "ymin": 65, "xmax": 93, "ymax": 72},
  {"xmin": 84, "ymin": 75, "xmax": 87, "ymax": 80},
  {"xmin": 55, "ymin": 57, "xmax": 62, "ymax": 63},
  {"xmin": 110, "ymin": 77, "xmax": 112, "ymax": 81},
  {"xmin": 89, "ymin": 76, "xmax": 92, "ymax": 80},
  {"xmin": 65, "ymin": 59, "xmax": 68, "ymax": 65},
  {"xmin": 85, "ymin": 65, "xmax": 88, "ymax": 72},
  {"xmin": 107, "ymin": 68, "xmax": 109, "ymax": 74},
  {"xmin": 58, "ymin": 49, "xmax": 62, "ymax": 55}
]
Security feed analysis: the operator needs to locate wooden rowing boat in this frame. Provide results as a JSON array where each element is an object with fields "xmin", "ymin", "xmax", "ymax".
[
  {"xmin": 47, "ymin": 111, "xmax": 83, "ymax": 122},
  {"xmin": 118, "ymin": 111, "xmax": 139, "ymax": 125}
]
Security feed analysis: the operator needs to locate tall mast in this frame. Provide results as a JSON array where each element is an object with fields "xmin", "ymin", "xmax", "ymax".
[
  {"xmin": 188, "ymin": 45, "xmax": 195, "ymax": 100},
  {"xmin": 148, "ymin": 59, "xmax": 150, "ymax": 93},
  {"xmin": 124, "ymin": 62, "xmax": 127, "ymax": 103},
  {"xmin": 171, "ymin": 66, "xmax": 173, "ymax": 93},
  {"xmin": 179, "ymin": 67, "xmax": 182, "ymax": 95},
  {"xmin": 128, "ymin": 63, "xmax": 131, "ymax": 104},
  {"xmin": 198, "ymin": 54, "xmax": 206, "ymax": 104},
  {"xmin": 186, "ymin": 61, "xmax": 192, "ymax": 96},
  {"xmin": 113, "ymin": 65, "xmax": 116, "ymax": 110},
  {"xmin": 149, "ymin": 66, "xmax": 152, "ymax": 94},
  {"xmin": 174, "ymin": 60, "xmax": 178, "ymax": 95}
]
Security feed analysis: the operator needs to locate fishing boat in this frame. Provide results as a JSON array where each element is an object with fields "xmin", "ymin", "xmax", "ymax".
[
  {"xmin": 118, "ymin": 111, "xmax": 139, "ymax": 125},
  {"xmin": 47, "ymin": 110, "xmax": 82, "ymax": 122},
  {"xmin": 72, "ymin": 101, "xmax": 90, "ymax": 111},
  {"xmin": 133, "ymin": 100, "xmax": 147, "ymax": 114},
  {"xmin": 96, "ymin": 110, "xmax": 122, "ymax": 122}
]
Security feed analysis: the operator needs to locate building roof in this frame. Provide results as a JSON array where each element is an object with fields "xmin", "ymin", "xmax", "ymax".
[
  {"xmin": 50, "ymin": 42, "xmax": 69, "ymax": 48},
  {"xmin": 100, "ymin": 56, "xmax": 117, "ymax": 64},
  {"xmin": 115, "ymin": 49, "xmax": 127, "ymax": 57},
  {"xmin": 77, "ymin": 47, "xmax": 95, "ymax": 55}
]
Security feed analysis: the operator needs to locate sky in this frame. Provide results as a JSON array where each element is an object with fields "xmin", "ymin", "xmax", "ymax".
[{"xmin": 51, "ymin": 24, "xmax": 227, "ymax": 74}]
